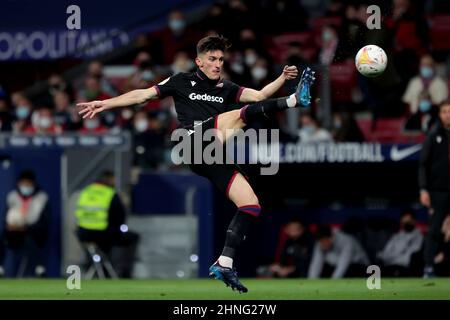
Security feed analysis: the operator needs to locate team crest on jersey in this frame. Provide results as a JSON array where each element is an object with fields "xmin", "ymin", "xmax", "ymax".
[{"xmin": 216, "ymin": 82, "xmax": 224, "ymax": 88}]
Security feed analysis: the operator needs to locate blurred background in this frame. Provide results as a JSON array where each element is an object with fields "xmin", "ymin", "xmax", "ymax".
[{"xmin": 0, "ymin": 0, "xmax": 449, "ymax": 280}]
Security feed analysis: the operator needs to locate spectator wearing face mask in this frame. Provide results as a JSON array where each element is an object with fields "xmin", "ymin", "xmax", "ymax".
[
  {"xmin": 148, "ymin": 10, "xmax": 200, "ymax": 64},
  {"xmin": 86, "ymin": 60, "xmax": 117, "ymax": 97},
  {"xmin": 79, "ymin": 116, "xmax": 108, "ymax": 134},
  {"xmin": 132, "ymin": 110, "xmax": 166, "ymax": 169},
  {"xmin": 318, "ymin": 24, "xmax": 346, "ymax": 65},
  {"xmin": 377, "ymin": 209, "xmax": 424, "ymax": 277},
  {"xmin": 2, "ymin": 170, "xmax": 50, "ymax": 277},
  {"xmin": 250, "ymin": 58, "xmax": 270, "ymax": 87},
  {"xmin": 404, "ymin": 91, "xmax": 439, "ymax": 132},
  {"xmin": 402, "ymin": 55, "xmax": 448, "ymax": 115},
  {"xmin": 11, "ymin": 92, "xmax": 33, "ymax": 133},
  {"xmin": 298, "ymin": 113, "xmax": 333, "ymax": 143},
  {"xmin": 117, "ymin": 107, "xmax": 135, "ymax": 131},
  {"xmin": 171, "ymin": 51, "xmax": 195, "ymax": 75},
  {"xmin": 25, "ymin": 107, "xmax": 61, "ymax": 134}
]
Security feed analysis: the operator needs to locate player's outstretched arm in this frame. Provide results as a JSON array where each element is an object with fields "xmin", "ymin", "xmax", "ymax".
[
  {"xmin": 77, "ymin": 87, "xmax": 158, "ymax": 119},
  {"xmin": 239, "ymin": 65, "xmax": 298, "ymax": 103}
]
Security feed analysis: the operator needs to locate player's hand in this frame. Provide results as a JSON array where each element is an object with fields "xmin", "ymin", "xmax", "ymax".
[
  {"xmin": 77, "ymin": 100, "xmax": 106, "ymax": 119},
  {"xmin": 282, "ymin": 65, "xmax": 298, "ymax": 80},
  {"xmin": 434, "ymin": 252, "xmax": 444, "ymax": 264},
  {"xmin": 420, "ymin": 190, "xmax": 431, "ymax": 208}
]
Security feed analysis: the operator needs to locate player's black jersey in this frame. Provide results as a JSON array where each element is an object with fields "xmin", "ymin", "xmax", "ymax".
[{"xmin": 154, "ymin": 68, "xmax": 244, "ymax": 126}]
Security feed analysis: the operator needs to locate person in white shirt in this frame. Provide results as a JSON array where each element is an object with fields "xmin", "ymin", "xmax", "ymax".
[
  {"xmin": 298, "ymin": 113, "xmax": 333, "ymax": 143},
  {"xmin": 308, "ymin": 225, "xmax": 369, "ymax": 279},
  {"xmin": 402, "ymin": 55, "xmax": 448, "ymax": 115}
]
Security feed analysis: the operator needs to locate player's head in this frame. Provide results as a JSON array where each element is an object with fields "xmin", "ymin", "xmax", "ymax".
[
  {"xmin": 195, "ymin": 35, "xmax": 231, "ymax": 80},
  {"xmin": 439, "ymin": 100, "xmax": 450, "ymax": 130}
]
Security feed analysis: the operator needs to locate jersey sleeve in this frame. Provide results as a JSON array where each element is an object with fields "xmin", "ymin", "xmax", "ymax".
[
  {"xmin": 223, "ymin": 80, "xmax": 246, "ymax": 104},
  {"xmin": 154, "ymin": 74, "xmax": 181, "ymax": 98}
]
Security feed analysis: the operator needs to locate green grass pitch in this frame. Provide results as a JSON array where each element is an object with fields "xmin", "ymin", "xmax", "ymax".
[{"xmin": 0, "ymin": 278, "xmax": 449, "ymax": 300}]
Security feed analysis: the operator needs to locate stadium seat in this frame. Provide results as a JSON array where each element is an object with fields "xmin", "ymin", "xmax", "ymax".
[
  {"xmin": 429, "ymin": 15, "xmax": 450, "ymax": 52},
  {"xmin": 329, "ymin": 61, "xmax": 357, "ymax": 103},
  {"xmin": 271, "ymin": 32, "xmax": 312, "ymax": 48},
  {"xmin": 266, "ymin": 32, "xmax": 317, "ymax": 64},
  {"xmin": 356, "ymin": 117, "xmax": 425, "ymax": 143},
  {"xmin": 309, "ymin": 17, "xmax": 342, "ymax": 33}
]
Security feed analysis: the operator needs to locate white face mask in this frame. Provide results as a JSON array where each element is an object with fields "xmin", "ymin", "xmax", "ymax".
[
  {"xmin": 245, "ymin": 54, "xmax": 257, "ymax": 66},
  {"xmin": 230, "ymin": 61, "xmax": 244, "ymax": 74},
  {"xmin": 141, "ymin": 70, "xmax": 155, "ymax": 81},
  {"xmin": 302, "ymin": 125, "xmax": 315, "ymax": 135},
  {"xmin": 169, "ymin": 19, "xmax": 185, "ymax": 32},
  {"xmin": 251, "ymin": 67, "xmax": 268, "ymax": 81},
  {"xmin": 85, "ymin": 119, "xmax": 99, "ymax": 130},
  {"xmin": 39, "ymin": 117, "xmax": 52, "ymax": 129},
  {"xmin": 19, "ymin": 185, "xmax": 34, "ymax": 196},
  {"xmin": 135, "ymin": 119, "xmax": 148, "ymax": 132},
  {"xmin": 122, "ymin": 109, "xmax": 133, "ymax": 120}
]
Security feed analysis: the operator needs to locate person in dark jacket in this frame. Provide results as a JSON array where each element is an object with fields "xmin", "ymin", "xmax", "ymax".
[
  {"xmin": 434, "ymin": 214, "xmax": 450, "ymax": 277},
  {"xmin": 419, "ymin": 100, "xmax": 450, "ymax": 277},
  {"xmin": 264, "ymin": 217, "xmax": 314, "ymax": 278}
]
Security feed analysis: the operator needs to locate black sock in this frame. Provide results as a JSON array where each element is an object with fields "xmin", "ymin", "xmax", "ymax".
[
  {"xmin": 221, "ymin": 205, "xmax": 261, "ymax": 260},
  {"xmin": 239, "ymin": 97, "xmax": 291, "ymax": 124}
]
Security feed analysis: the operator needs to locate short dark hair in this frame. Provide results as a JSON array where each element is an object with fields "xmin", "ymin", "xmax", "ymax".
[
  {"xmin": 18, "ymin": 170, "xmax": 36, "ymax": 183},
  {"xmin": 439, "ymin": 100, "xmax": 450, "ymax": 110},
  {"xmin": 315, "ymin": 225, "xmax": 332, "ymax": 239},
  {"xmin": 287, "ymin": 216, "xmax": 305, "ymax": 227},
  {"xmin": 401, "ymin": 208, "xmax": 416, "ymax": 219},
  {"xmin": 97, "ymin": 170, "xmax": 114, "ymax": 184},
  {"xmin": 196, "ymin": 35, "xmax": 231, "ymax": 55}
]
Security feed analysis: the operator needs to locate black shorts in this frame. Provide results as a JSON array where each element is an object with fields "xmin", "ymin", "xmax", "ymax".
[{"xmin": 183, "ymin": 116, "xmax": 248, "ymax": 196}]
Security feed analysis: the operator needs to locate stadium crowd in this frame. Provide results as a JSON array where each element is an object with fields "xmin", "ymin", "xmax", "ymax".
[{"xmin": 0, "ymin": 0, "xmax": 449, "ymax": 168}]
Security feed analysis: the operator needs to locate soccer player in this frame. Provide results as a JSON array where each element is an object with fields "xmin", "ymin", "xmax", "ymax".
[{"xmin": 78, "ymin": 35, "xmax": 314, "ymax": 292}]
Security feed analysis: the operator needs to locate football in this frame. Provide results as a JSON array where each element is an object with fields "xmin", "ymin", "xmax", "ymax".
[{"xmin": 355, "ymin": 45, "xmax": 388, "ymax": 78}]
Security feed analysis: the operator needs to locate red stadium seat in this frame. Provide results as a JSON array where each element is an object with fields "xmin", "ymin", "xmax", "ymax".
[
  {"xmin": 266, "ymin": 33, "xmax": 318, "ymax": 64},
  {"xmin": 329, "ymin": 61, "xmax": 357, "ymax": 103},
  {"xmin": 309, "ymin": 17, "xmax": 342, "ymax": 33},
  {"xmin": 429, "ymin": 14, "xmax": 450, "ymax": 51},
  {"xmin": 272, "ymin": 32, "xmax": 312, "ymax": 48},
  {"xmin": 357, "ymin": 117, "xmax": 425, "ymax": 143}
]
